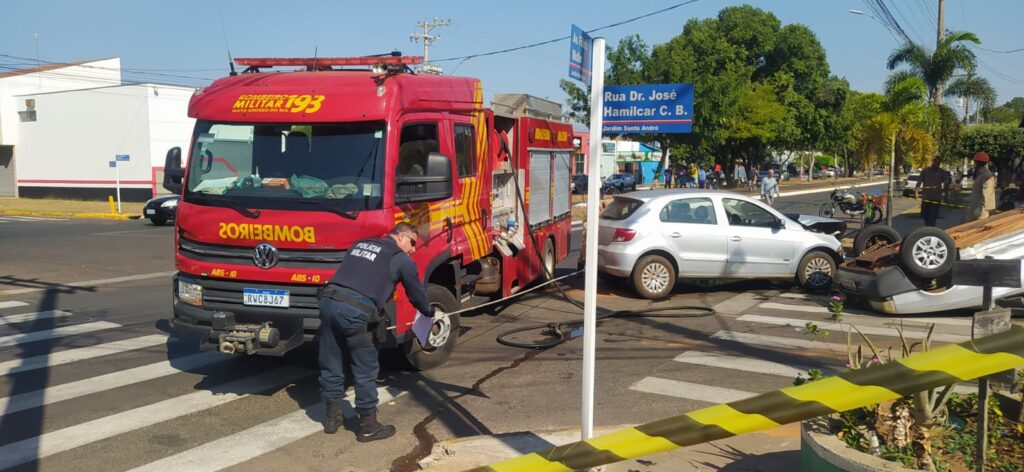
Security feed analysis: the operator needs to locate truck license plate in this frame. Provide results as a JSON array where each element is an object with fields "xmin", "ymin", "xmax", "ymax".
[{"xmin": 242, "ymin": 288, "xmax": 289, "ymax": 307}]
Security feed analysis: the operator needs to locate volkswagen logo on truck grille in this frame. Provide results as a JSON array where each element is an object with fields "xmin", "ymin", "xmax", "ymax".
[{"xmin": 253, "ymin": 243, "xmax": 279, "ymax": 269}]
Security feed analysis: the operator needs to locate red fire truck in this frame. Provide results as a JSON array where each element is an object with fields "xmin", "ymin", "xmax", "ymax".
[{"xmin": 163, "ymin": 55, "xmax": 573, "ymax": 369}]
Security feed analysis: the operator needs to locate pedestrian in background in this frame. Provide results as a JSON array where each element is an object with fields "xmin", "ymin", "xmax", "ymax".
[
  {"xmin": 734, "ymin": 160, "xmax": 748, "ymax": 190},
  {"xmin": 760, "ymin": 169, "xmax": 779, "ymax": 206},
  {"xmin": 697, "ymin": 166, "xmax": 707, "ymax": 189},
  {"xmin": 918, "ymin": 157, "xmax": 950, "ymax": 226},
  {"xmin": 965, "ymin": 151, "xmax": 996, "ymax": 222},
  {"xmin": 664, "ymin": 166, "xmax": 673, "ymax": 188}
]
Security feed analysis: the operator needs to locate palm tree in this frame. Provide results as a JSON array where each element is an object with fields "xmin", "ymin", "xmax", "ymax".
[
  {"xmin": 944, "ymin": 71, "xmax": 997, "ymax": 124},
  {"xmin": 861, "ymin": 75, "xmax": 936, "ymax": 225},
  {"xmin": 886, "ymin": 31, "xmax": 980, "ymax": 105}
]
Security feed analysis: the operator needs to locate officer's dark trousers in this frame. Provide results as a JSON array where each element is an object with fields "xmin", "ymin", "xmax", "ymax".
[
  {"xmin": 318, "ymin": 296, "xmax": 379, "ymax": 415},
  {"xmin": 921, "ymin": 201, "xmax": 940, "ymax": 226}
]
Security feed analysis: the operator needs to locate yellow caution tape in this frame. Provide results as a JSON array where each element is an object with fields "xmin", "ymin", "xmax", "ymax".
[{"xmin": 470, "ymin": 325, "xmax": 1024, "ymax": 472}]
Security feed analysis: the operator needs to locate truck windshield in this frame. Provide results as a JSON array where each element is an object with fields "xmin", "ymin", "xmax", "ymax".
[{"xmin": 184, "ymin": 120, "xmax": 386, "ymax": 211}]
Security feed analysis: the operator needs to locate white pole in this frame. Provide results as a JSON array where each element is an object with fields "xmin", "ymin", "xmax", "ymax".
[
  {"xmin": 582, "ymin": 36, "xmax": 605, "ymax": 442},
  {"xmin": 115, "ymin": 161, "xmax": 122, "ymax": 214}
]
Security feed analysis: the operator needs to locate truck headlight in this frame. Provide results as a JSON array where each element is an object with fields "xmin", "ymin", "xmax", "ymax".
[
  {"xmin": 178, "ymin": 280, "xmax": 202, "ymax": 306},
  {"xmin": 161, "ymin": 199, "xmax": 179, "ymax": 209}
]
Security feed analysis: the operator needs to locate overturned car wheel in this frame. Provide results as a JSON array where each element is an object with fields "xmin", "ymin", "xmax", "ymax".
[
  {"xmin": 899, "ymin": 227, "xmax": 956, "ymax": 279},
  {"xmin": 852, "ymin": 225, "xmax": 901, "ymax": 256}
]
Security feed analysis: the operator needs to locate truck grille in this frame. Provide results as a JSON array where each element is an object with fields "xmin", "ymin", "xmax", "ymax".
[
  {"xmin": 198, "ymin": 277, "xmax": 321, "ymax": 315},
  {"xmin": 179, "ymin": 237, "xmax": 345, "ymax": 270}
]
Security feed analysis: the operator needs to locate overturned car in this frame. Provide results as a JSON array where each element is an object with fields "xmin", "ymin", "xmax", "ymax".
[{"xmin": 836, "ymin": 209, "xmax": 1024, "ymax": 314}]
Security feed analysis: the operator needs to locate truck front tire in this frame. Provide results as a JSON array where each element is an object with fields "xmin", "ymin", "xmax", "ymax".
[{"xmin": 403, "ymin": 284, "xmax": 460, "ymax": 371}]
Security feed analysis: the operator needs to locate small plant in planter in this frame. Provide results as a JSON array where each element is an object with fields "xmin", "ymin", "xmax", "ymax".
[
  {"xmin": 828, "ymin": 293, "xmax": 844, "ymax": 322},
  {"xmin": 812, "ymin": 323, "xmax": 1024, "ymax": 471}
]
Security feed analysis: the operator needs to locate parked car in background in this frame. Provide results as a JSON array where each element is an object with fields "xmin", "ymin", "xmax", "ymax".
[
  {"xmin": 604, "ymin": 173, "xmax": 637, "ymax": 192},
  {"xmin": 899, "ymin": 173, "xmax": 921, "ymax": 197},
  {"xmin": 142, "ymin": 194, "xmax": 179, "ymax": 226},
  {"xmin": 596, "ymin": 189, "xmax": 845, "ymax": 299},
  {"xmin": 572, "ymin": 174, "xmax": 589, "ymax": 194}
]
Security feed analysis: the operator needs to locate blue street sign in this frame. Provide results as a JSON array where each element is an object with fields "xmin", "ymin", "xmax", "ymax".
[
  {"xmin": 109, "ymin": 161, "xmax": 117, "ymax": 168},
  {"xmin": 115, "ymin": 154, "xmax": 130, "ymax": 162},
  {"xmin": 602, "ymin": 84, "xmax": 694, "ymax": 134},
  {"xmin": 568, "ymin": 24, "xmax": 592, "ymax": 86}
]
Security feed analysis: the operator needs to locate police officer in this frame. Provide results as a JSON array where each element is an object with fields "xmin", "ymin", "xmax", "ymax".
[{"xmin": 318, "ymin": 222, "xmax": 434, "ymax": 441}]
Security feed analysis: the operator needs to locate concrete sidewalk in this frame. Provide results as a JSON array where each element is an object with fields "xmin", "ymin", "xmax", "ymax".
[
  {"xmin": 419, "ymin": 423, "xmax": 801, "ymax": 471},
  {"xmin": 0, "ymin": 196, "xmax": 143, "ymax": 220}
]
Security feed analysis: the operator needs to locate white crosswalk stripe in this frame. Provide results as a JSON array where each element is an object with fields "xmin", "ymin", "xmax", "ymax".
[
  {"xmin": 0, "ymin": 309, "xmax": 72, "ymax": 326},
  {"xmin": 711, "ymin": 330, "xmax": 847, "ymax": 351},
  {"xmin": 0, "ymin": 351, "xmax": 232, "ymax": 415},
  {"xmin": 736, "ymin": 314, "xmax": 971, "ymax": 343},
  {"xmin": 0, "ymin": 321, "xmax": 121, "ymax": 348},
  {"xmin": 0, "ymin": 367, "xmax": 312, "ymax": 470},
  {"xmin": 674, "ymin": 351, "xmax": 816, "ymax": 378},
  {"xmin": 0, "ymin": 334, "xmax": 167, "ymax": 376},
  {"xmin": 629, "ymin": 377, "xmax": 755, "ymax": 403},
  {"xmin": 129, "ymin": 386, "xmax": 407, "ymax": 472},
  {"xmin": 0, "ymin": 301, "xmax": 30, "ymax": 309}
]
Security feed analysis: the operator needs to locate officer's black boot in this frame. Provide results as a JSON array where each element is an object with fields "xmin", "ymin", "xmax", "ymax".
[
  {"xmin": 356, "ymin": 408, "xmax": 396, "ymax": 442},
  {"xmin": 323, "ymin": 400, "xmax": 343, "ymax": 434}
]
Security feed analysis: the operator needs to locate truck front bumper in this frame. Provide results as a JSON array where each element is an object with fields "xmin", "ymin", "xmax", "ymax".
[{"xmin": 170, "ymin": 274, "xmax": 320, "ymax": 355}]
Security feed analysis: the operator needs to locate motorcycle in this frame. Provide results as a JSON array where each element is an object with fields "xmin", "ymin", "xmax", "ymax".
[{"xmin": 819, "ymin": 188, "xmax": 885, "ymax": 224}]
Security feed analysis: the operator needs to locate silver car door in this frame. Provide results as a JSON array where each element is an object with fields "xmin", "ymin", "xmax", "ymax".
[
  {"xmin": 658, "ymin": 197, "xmax": 728, "ymax": 276},
  {"xmin": 722, "ymin": 198, "xmax": 797, "ymax": 277}
]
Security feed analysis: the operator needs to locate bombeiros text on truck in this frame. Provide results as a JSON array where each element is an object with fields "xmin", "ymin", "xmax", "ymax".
[{"xmin": 162, "ymin": 54, "xmax": 574, "ymax": 369}]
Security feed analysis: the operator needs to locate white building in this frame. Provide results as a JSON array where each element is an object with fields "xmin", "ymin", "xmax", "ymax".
[{"xmin": 0, "ymin": 58, "xmax": 195, "ymax": 200}]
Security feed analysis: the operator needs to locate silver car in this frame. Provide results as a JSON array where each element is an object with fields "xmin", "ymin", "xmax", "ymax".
[{"xmin": 596, "ymin": 190, "xmax": 844, "ymax": 299}]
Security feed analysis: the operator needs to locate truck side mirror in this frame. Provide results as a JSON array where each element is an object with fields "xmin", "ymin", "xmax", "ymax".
[
  {"xmin": 395, "ymin": 152, "xmax": 453, "ymax": 203},
  {"xmin": 163, "ymin": 147, "xmax": 184, "ymax": 194}
]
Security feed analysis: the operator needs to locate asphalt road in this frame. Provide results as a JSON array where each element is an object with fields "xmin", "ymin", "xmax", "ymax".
[{"xmin": 0, "ymin": 189, "xmax": 973, "ymax": 472}]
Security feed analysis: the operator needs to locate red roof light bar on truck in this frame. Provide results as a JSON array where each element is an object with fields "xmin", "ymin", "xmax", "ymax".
[{"xmin": 234, "ymin": 56, "xmax": 424, "ymax": 68}]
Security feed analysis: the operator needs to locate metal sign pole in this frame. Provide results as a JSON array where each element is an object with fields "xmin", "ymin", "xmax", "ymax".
[
  {"xmin": 582, "ymin": 36, "xmax": 605, "ymax": 441},
  {"xmin": 115, "ymin": 161, "xmax": 122, "ymax": 214}
]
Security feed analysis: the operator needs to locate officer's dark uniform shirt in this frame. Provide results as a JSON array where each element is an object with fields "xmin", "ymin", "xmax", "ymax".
[{"xmin": 328, "ymin": 237, "xmax": 432, "ymax": 316}]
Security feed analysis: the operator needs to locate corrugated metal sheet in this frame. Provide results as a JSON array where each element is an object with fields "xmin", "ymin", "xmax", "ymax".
[
  {"xmin": 553, "ymin": 151, "xmax": 570, "ymax": 218},
  {"xmin": 529, "ymin": 151, "xmax": 551, "ymax": 224}
]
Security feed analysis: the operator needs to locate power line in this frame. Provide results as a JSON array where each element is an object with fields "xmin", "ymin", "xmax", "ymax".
[
  {"xmin": 433, "ymin": 0, "xmax": 702, "ymax": 63},
  {"xmin": 0, "ymin": 53, "xmax": 218, "ymax": 83},
  {"xmin": 974, "ymin": 45, "xmax": 1024, "ymax": 54}
]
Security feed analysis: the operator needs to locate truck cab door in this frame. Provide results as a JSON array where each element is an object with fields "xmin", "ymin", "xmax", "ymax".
[
  {"xmin": 395, "ymin": 116, "xmax": 459, "ymax": 249},
  {"xmin": 447, "ymin": 112, "xmax": 491, "ymax": 262}
]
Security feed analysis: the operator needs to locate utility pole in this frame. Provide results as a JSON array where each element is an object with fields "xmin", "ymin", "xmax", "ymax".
[
  {"xmin": 410, "ymin": 18, "xmax": 451, "ymax": 75},
  {"xmin": 934, "ymin": 0, "xmax": 945, "ymax": 105}
]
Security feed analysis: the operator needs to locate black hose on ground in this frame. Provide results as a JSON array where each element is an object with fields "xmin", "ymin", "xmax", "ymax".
[{"xmin": 492, "ymin": 147, "xmax": 715, "ymax": 349}]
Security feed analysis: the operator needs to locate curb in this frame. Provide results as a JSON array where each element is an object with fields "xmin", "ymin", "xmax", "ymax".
[{"xmin": 0, "ymin": 210, "xmax": 140, "ymax": 220}]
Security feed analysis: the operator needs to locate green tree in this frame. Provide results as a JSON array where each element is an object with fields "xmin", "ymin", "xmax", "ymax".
[
  {"xmin": 944, "ymin": 72, "xmax": 997, "ymax": 124},
  {"xmin": 559, "ymin": 79, "xmax": 590, "ymax": 126},
  {"xmin": 982, "ymin": 96, "xmax": 1023, "ymax": 125},
  {"xmin": 956, "ymin": 124, "xmax": 1024, "ymax": 186},
  {"xmin": 842, "ymin": 91, "xmax": 884, "ymax": 174},
  {"xmin": 886, "ymin": 31, "xmax": 980, "ymax": 105}
]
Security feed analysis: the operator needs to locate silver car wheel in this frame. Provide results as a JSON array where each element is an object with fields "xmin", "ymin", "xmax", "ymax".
[
  {"xmin": 427, "ymin": 308, "xmax": 451, "ymax": 349},
  {"xmin": 642, "ymin": 262, "xmax": 671, "ymax": 293},
  {"xmin": 911, "ymin": 236, "xmax": 948, "ymax": 269},
  {"xmin": 804, "ymin": 257, "xmax": 833, "ymax": 287}
]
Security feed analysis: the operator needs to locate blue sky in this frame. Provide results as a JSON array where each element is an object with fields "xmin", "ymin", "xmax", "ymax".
[{"xmin": 2, "ymin": 0, "xmax": 1022, "ymax": 112}]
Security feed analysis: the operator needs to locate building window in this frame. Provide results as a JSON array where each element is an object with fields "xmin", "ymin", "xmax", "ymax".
[
  {"xmin": 574, "ymin": 153, "xmax": 586, "ymax": 174},
  {"xmin": 453, "ymin": 124, "xmax": 475, "ymax": 177},
  {"xmin": 602, "ymin": 142, "xmax": 615, "ymax": 153}
]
